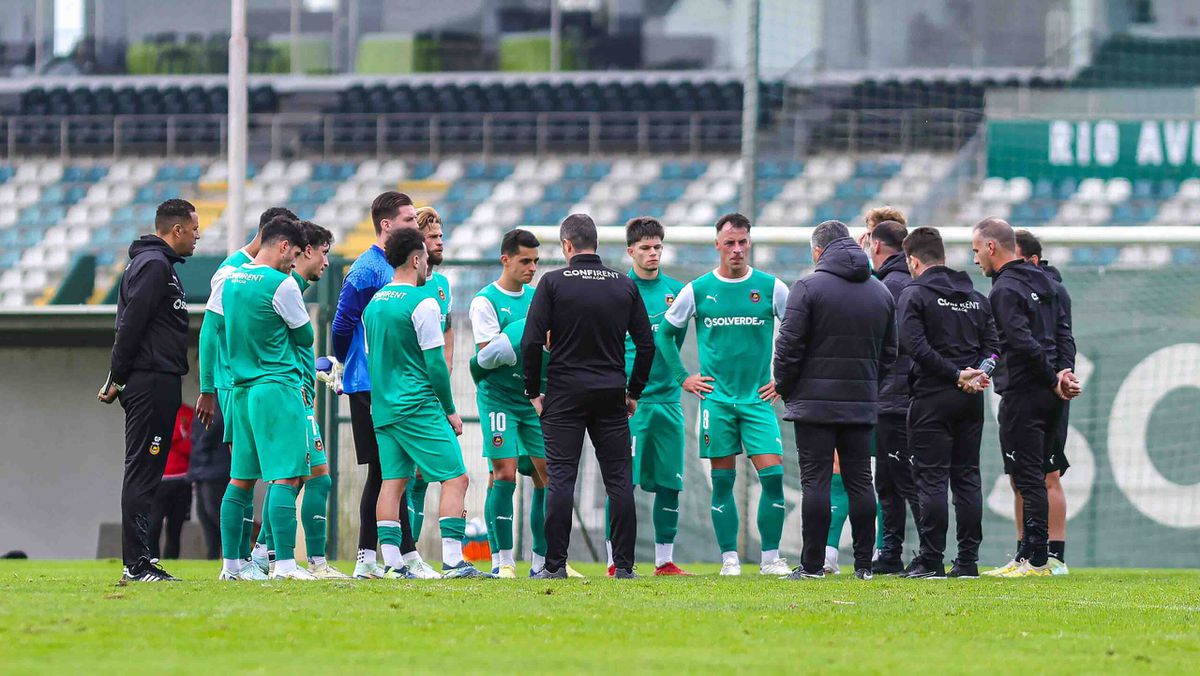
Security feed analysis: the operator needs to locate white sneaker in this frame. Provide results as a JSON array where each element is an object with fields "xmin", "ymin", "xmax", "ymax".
[
  {"xmin": 353, "ymin": 561, "xmax": 385, "ymax": 579},
  {"xmin": 983, "ymin": 558, "xmax": 1020, "ymax": 577},
  {"xmin": 271, "ymin": 566, "xmax": 318, "ymax": 580},
  {"xmin": 823, "ymin": 546, "xmax": 841, "ymax": 575},
  {"xmin": 237, "ymin": 564, "xmax": 269, "ymax": 581},
  {"xmin": 308, "ymin": 561, "xmax": 351, "ymax": 579},
  {"xmin": 218, "ymin": 569, "xmax": 241, "ymax": 581},
  {"xmin": 760, "ymin": 557, "xmax": 791, "ymax": 576},
  {"xmin": 719, "ymin": 560, "xmax": 742, "ymax": 576},
  {"xmin": 407, "ymin": 559, "xmax": 442, "ymax": 579},
  {"xmin": 1047, "ymin": 557, "xmax": 1070, "ymax": 576}
]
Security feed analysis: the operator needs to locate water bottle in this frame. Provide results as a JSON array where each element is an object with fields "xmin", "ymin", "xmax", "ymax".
[{"xmin": 971, "ymin": 354, "xmax": 998, "ymax": 388}]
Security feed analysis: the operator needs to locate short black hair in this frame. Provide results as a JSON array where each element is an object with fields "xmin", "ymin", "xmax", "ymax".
[
  {"xmin": 1014, "ymin": 229, "xmax": 1043, "ymax": 259},
  {"xmin": 300, "ymin": 220, "xmax": 334, "ymax": 250},
  {"xmin": 154, "ymin": 199, "xmax": 195, "ymax": 234},
  {"xmin": 715, "ymin": 212, "xmax": 751, "ymax": 233},
  {"xmin": 560, "ymin": 213, "xmax": 598, "ymax": 251},
  {"xmin": 259, "ymin": 206, "xmax": 298, "ymax": 230},
  {"xmin": 384, "ymin": 226, "xmax": 426, "ymax": 268},
  {"xmin": 260, "ymin": 216, "xmax": 306, "ymax": 249},
  {"xmin": 902, "ymin": 226, "xmax": 946, "ymax": 265},
  {"xmin": 625, "ymin": 216, "xmax": 665, "ymax": 247},
  {"xmin": 811, "ymin": 220, "xmax": 850, "ymax": 249},
  {"xmin": 501, "ymin": 228, "xmax": 540, "ymax": 257},
  {"xmin": 371, "ymin": 191, "xmax": 413, "ymax": 235},
  {"xmin": 872, "ymin": 220, "xmax": 908, "ymax": 251}
]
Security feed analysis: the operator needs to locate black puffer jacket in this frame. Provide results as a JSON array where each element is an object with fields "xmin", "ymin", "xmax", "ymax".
[
  {"xmin": 774, "ymin": 237, "xmax": 897, "ymax": 425},
  {"xmin": 873, "ymin": 252, "xmax": 912, "ymax": 416}
]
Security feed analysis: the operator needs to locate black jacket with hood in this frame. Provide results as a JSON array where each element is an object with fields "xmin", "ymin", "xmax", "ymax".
[
  {"xmin": 1041, "ymin": 261, "xmax": 1076, "ymax": 372},
  {"xmin": 988, "ymin": 259, "xmax": 1070, "ymax": 393},
  {"xmin": 897, "ymin": 265, "xmax": 999, "ymax": 399},
  {"xmin": 774, "ymin": 237, "xmax": 897, "ymax": 425},
  {"xmin": 873, "ymin": 252, "xmax": 913, "ymax": 416},
  {"xmin": 110, "ymin": 235, "xmax": 189, "ymax": 383}
]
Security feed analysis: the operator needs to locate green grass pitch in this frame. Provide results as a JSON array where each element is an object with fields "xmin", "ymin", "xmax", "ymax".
[{"xmin": 1, "ymin": 561, "xmax": 1197, "ymax": 673}]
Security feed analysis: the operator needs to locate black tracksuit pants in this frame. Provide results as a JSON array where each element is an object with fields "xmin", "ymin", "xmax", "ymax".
[
  {"xmin": 148, "ymin": 478, "xmax": 192, "ymax": 559},
  {"xmin": 796, "ymin": 423, "xmax": 876, "ymax": 573},
  {"xmin": 541, "ymin": 388, "xmax": 636, "ymax": 572},
  {"xmin": 349, "ymin": 391, "xmax": 416, "ymax": 554},
  {"xmin": 874, "ymin": 413, "xmax": 920, "ymax": 561},
  {"xmin": 118, "ymin": 370, "xmax": 181, "ymax": 566},
  {"xmin": 998, "ymin": 387, "xmax": 1062, "ymax": 566},
  {"xmin": 193, "ymin": 478, "xmax": 225, "ymax": 559},
  {"xmin": 908, "ymin": 389, "xmax": 985, "ymax": 567}
]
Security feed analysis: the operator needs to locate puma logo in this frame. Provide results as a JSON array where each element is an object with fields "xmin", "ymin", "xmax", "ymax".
[
  {"xmin": 500, "ymin": 308, "xmax": 512, "ymax": 315},
  {"xmin": 711, "ymin": 505, "xmax": 725, "ymax": 514},
  {"xmin": 705, "ymin": 294, "xmax": 719, "ymax": 302},
  {"xmin": 1005, "ymin": 451, "xmax": 1016, "ymax": 462},
  {"xmin": 661, "ymin": 508, "xmax": 679, "ymax": 513},
  {"xmin": 772, "ymin": 502, "xmax": 786, "ymax": 510},
  {"xmin": 888, "ymin": 451, "xmax": 901, "ymax": 462},
  {"xmin": 313, "ymin": 515, "xmax": 327, "ymax": 521},
  {"xmin": 496, "ymin": 516, "xmax": 513, "ymax": 521}
]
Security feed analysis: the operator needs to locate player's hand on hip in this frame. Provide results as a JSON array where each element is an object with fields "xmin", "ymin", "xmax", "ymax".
[
  {"xmin": 447, "ymin": 413, "xmax": 463, "ymax": 436},
  {"xmin": 758, "ymin": 380, "xmax": 781, "ymax": 404},
  {"xmin": 195, "ymin": 392, "xmax": 216, "ymax": 427},
  {"xmin": 531, "ymin": 395, "xmax": 545, "ymax": 416},
  {"xmin": 625, "ymin": 395, "xmax": 638, "ymax": 418},
  {"xmin": 682, "ymin": 373, "xmax": 714, "ymax": 399}
]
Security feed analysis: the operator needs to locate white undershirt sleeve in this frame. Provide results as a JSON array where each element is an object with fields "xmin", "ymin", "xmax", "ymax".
[
  {"xmin": 413, "ymin": 298, "xmax": 446, "ymax": 350},
  {"xmin": 205, "ymin": 265, "xmax": 234, "ymax": 315},
  {"xmin": 469, "ymin": 295, "xmax": 501, "ymax": 344},
  {"xmin": 272, "ymin": 276, "xmax": 310, "ymax": 329},
  {"xmin": 663, "ymin": 282, "xmax": 697, "ymax": 329},
  {"xmin": 773, "ymin": 277, "xmax": 790, "ymax": 321}
]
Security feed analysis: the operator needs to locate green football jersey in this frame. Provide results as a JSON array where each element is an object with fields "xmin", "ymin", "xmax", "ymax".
[
  {"xmin": 662, "ymin": 267, "xmax": 790, "ymax": 404},
  {"xmin": 478, "ymin": 317, "xmax": 548, "ymax": 402},
  {"xmin": 626, "ymin": 270, "xmax": 686, "ymax": 403},
  {"xmin": 222, "ymin": 263, "xmax": 311, "ymax": 388},
  {"xmin": 363, "ymin": 283, "xmax": 447, "ymax": 426},
  {"xmin": 423, "ymin": 270, "xmax": 453, "ymax": 332},
  {"xmin": 290, "ymin": 272, "xmax": 316, "ymax": 401},
  {"xmin": 204, "ymin": 248, "xmax": 252, "ymax": 390},
  {"xmin": 469, "ymin": 282, "xmax": 534, "ymax": 400}
]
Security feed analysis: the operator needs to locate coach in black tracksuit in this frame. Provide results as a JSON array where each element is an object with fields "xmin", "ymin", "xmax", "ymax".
[
  {"xmin": 972, "ymin": 218, "xmax": 1077, "ymax": 573},
  {"xmin": 866, "ymin": 220, "xmax": 921, "ymax": 574},
  {"xmin": 522, "ymin": 214, "xmax": 655, "ymax": 579},
  {"xmin": 99, "ymin": 199, "xmax": 198, "ymax": 582},
  {"xmin": 774, "ymin": 221, "xmax": 896, "ymax": 579},
  {"xmin": 898, "ymin": 227, "xmax": 999, "ymax": 578}
]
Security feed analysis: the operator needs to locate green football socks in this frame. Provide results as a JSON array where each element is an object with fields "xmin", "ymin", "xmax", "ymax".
[
  {"xmin": 408, "ymin": 477, "xmax": 429, "ymax": 543},
  {"xmin": 267, "ymin": 483, "xmax": 299, "ymax": 563},
  {"xmin": 302, "ymin": 474, "xmax": 331, "ymax": 559},
  {"xmin": 531, "ymin": 486, "xmax": 547, "ymax": 556},
  {"xmin": 653, "ymin": 489, "xmax": 680, "ymax": 545},
  {"xmin": 220, "ymin": 483, "xmax": 252, "ymax": 564},
  {"xmin": 489, "ymin": 479, "xmax": 517, "ymax": 553},
  {"xmin": 710, "ymin": 468, "xmax": 739, "ymax": 554},
  {"xmin": 756, "ymin": 465, "xmax": 785, "ymax": 553},
  {"xmin": 440, "ymin": 517, "xmax": 466, "ymax": 567},
  {"xmin": 828, "ymin": 473, "xmax": 849, "ymax": 548}
]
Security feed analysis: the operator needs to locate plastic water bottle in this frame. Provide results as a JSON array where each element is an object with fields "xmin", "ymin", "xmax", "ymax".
[{"xmin": 971, "ymin": 354, "xmax": 998, "ymax": 388}]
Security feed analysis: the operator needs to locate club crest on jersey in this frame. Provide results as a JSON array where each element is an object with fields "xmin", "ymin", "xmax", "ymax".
[
  {"xmin": 703, "ymin": 433, "xmax": 710, "ymax": 447},
  {"xmin": 492, "ymin": 433, "xmax": 504, "ymax": 448},
  {"xmin": 314, "ymin": 438, "xmax": 324, "ymax": 452},
  {"xmin": 438, "ymin": 287, "xmax": 446, "ymax": 301},
  {"xmin": 665, "ymin": 293, "xmax": 675, "ymax": 306},
  {"xmin": 749, "ymin": 289, "xmax": 761, "ymax": 303},
  {"xmin": 149, "ymin": 435, "xmax": 162, "ymax": 455}
]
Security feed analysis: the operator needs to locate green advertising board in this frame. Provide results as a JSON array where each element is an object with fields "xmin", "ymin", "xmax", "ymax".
[{"xmin": 989, "ymin": 118, "xmax": 1200, "ymax": 180}]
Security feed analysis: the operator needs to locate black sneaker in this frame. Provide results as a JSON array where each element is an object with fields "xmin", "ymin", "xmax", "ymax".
[
  {"xmin": 854, "ymin": 568, "xmax": 874, "ymax": 580},
  {"xmin": 531, "ymin": 567, "xmax": 568, "ymax": 579},
  {"xmin": 121, "ymin": 558, "xmax": 179, "ymax": 582},
  {"xmin": 784, "ymin": 567, "xmax": 824, "ymax": 580},
  {"xmin": 900, "ymin": 560, "xmax": 946, "ymax": 579},
  {"xmin": 872, "ymin": 557, "xmax": 905, "ymax": 575},
  {"xmin": 613, "ymin": 568, "xmax": 639, "ymax": 579},
  {"xmin": 900, "ymin": 559, "xmax": 922, "ymax": 576},
  {"xmin": 947, "ymin": 561, "xmax": 979, "ymax": 578}
]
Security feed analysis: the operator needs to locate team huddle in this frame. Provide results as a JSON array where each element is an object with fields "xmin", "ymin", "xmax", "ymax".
[{"xmin": 194, "ymin": 190, "xmax": 1079, "ymax": 581}]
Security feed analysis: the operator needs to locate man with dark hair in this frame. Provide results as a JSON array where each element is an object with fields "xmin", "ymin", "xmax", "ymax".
[
  {"xmin": 657, "ymin": 213, "xmax": 792, "ymax": 576},
  {"xmin": 774, "ymin": 220, "xmax": 897, "ymax": 580},
  {"xmin": 523, "ymin": 213, "xmax": 655, "ymax": 579},
  {"xmin": 990, "ymin": 229, "xmax": 1074, "ymax": 576},
  {"xmin": 972, "ymin": 218, "xmax": 1080, "ymax": 577},
  {"xmin": 898, "ymin": 226, "xmax": 998, "ymax": 579},
  {"xmin": 468, "ymin": 228, "xmax": 552, "ymax": 578},
  {"xmin": 100, "ymin": 198, "xmax": 199, "ymax": 582},
  {"xmin": 331, "ymin": 191, "xmax": 432, "ymax": 579},
  {"xmin": 217, "ymin": 217, "xmax": 317, "ymax": 580},
  {"xmin": 865, "ymin": 219, "xmax": 921, "ymax": 575},
  {"xmin": 364, "ymin": 227, "xmax": 491, "ymax": 579},
  {"xmin": 199, "ymin": 206, "xmax": 296, "ymax": 581},
  {"xmin": 603, "ymin": 217, "xmax": 691, "ymax": 576}
]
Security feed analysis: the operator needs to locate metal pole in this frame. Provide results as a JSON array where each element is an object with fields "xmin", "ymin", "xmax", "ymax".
[
  {"xmin": 347, "ymin": 0, "xmax": 360, "ymax": 74},
  {"xmin": 290, "ymin": 0, "xmax": 302, "ymax": 75},
  {"xmin": 738, "ymin": 0, "xmax": 760, "ymax": 223},
  {"xmin": 550, "ymin": 0, "xmax": 561, "ymax": 72},
  {"xmin": 227, "ymin": 0, "xmax": 249, "ymax": 255},
  {"xmin": 34, "ymin": 0, "xmax": 46, "ymax": 74}
]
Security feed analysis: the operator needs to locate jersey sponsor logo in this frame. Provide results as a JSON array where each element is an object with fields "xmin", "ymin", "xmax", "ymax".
[
  {"xmin": 749, "ymin": 289, "xmax": 761, "ymax": 303},
  {"xmin": 149, "ymin": 435, "xmax": 162, "ymax": 455},
  {"xmin": 562, "ymin": 269, "xmax": 620, "ymax": 279},
  {"xmin": 374, "ymin": 290, "xmax": 408, "ymax": 301},
  {"xmin": 229, "ymin": 271, "xmax": 265, "ymax": 283},
  {"xmin": 665, "ymin": 293, "xmax": 675, "ymax": 306},
  {"xmin": 173, "ymin": 298, "xmax": 188, "ymax": 311},
  {"xmin": 703, "ymin": 316, "xmax": 767, "ymax": 328},
  {"xmin": 492, "ymin": 433, "xmax": 504, "ymax": 448},
  {"xmin": 936, "ymin": 297, "xmax": 982, "ymax": 313}
]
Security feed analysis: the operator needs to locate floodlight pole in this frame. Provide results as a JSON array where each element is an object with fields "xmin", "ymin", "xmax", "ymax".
[
  {"xmin": 550, "ymin": 0, "xmax": 561, "ymax": 72},
  {"xmin": 227, "ymin": 0, "xmax": 249, "ymax": 255},
  {"xmin": 290, "ymin": 0, "xmax": 302, "ymax": 75},
  {"xmin": 739, "ymin": 0, "xmax": 760, "ymax": 226}
]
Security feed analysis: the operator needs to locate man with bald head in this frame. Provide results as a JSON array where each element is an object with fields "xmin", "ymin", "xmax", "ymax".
[{"xmin": 971, "ymin": 218, "xmax": 1080, "ymax": 578}]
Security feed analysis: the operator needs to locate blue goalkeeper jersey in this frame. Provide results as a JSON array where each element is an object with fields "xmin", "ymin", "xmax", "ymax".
[{"xmin": 331, "ymin": 244, "xmax": 392, "ymax": 394}]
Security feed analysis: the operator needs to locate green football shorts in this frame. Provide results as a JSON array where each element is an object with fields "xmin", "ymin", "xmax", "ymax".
[
  {"xmin": 231, "ymin": 382, "xmax": 309, "ymax": 482},
  {"xmin": 481, "ymin": 395, "xmax": 545, "ymax": 461},
  {"xmin": 631, "ymin": 402, "xmax": 685, "ymax": 491},
  {"xmin": 303, "ymin": 404, "xmax": 327, "ymax": 468},
  {"xmin": 699, "ymin": 398, "xmax": 784, "ymax": 459},
  {"xmin": 375, "ymin": 399, "xmax": 466, "ymax": 482}
]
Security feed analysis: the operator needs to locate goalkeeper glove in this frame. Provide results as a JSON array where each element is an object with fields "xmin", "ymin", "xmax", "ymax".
[{"xmin": 315, "ymin": 355, "xmax": 344, "ymax": 395}]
